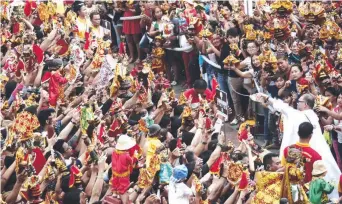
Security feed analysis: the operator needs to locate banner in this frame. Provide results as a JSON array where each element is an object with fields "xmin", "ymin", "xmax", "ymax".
[{"xmin": 215, "ymin": 89, "xmax": 229, "ymax": 119}]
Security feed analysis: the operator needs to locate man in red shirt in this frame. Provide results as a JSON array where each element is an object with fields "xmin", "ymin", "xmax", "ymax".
[
  {"xmin": 183, "ymin": 79, "xmax": 214, "ymax": 105},
  {"xmin": 282, "ymin": 122, "xmax": 322, "ymax": 183}
]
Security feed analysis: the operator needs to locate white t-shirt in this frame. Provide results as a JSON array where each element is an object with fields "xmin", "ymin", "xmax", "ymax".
[
  {"xmin": 168, "ymin": 182, "xmax": 193, "ymax": 204},
  {"xmin": 333, "ymin": 119, "xmax": 342, "ymax": 143},
  {"xmin": 241, "ymin": 57, "xmax": 253, "ymax": 84},
  {"xmin": 332, "ymin": 106, "xmax": 342, "ymax": 143}
]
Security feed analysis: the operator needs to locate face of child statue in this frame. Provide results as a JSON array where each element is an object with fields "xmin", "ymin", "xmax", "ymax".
[{"xmin": 287, "ymin": 147, "xmax": 302, "ymax": 163}]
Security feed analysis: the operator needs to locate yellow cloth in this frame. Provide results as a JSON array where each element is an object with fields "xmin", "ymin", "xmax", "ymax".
[
  {"xmin": 137, "ymin": 154, "xmax": 161, "ymax": 188},
  {"xmin": 281, "ymin": 163, "xmax": 309, "ymax": 204},
  {"xmin": 151, "ymin": 47, "xmax": 165, "ymax": 71},
  {"xmin": 146, "ymin": 137, "xmax": 162, "ymax": 168},
  {"xmin": 90, "ymin": 25, "xmax": 105, "ymax": 39},
  {"xmin": 55, "ymin": 1, "xmax": 65, "ymax": 15},
  {"xmin": 252, "ymin": 171, "xmax": 283, "ymax": 204}
]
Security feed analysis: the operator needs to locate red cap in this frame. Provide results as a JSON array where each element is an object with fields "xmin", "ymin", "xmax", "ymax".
[
  {"xmin": 41, "ymin": 72, "xmax": 51, "ymax": 84},
  {"xmin": 32, "ymin": 44, "xmax": 44, "ymax": 64}
]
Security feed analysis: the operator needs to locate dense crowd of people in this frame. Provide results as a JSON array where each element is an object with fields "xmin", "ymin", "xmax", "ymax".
[{"xmin": 3, "ymin": 0, "xmax": 342, "ymax": 203}]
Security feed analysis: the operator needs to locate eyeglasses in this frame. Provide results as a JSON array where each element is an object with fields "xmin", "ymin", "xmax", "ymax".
[{"xmin": 297, "ymin": 100, "xmax": 305, "ymax": 104}]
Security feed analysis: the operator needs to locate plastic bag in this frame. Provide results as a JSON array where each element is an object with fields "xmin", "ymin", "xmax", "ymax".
[
  {"xmin": 159, "ymin": 162, "xmax": 172, "ymax": 184},
  {"xmin": 323, "ymin": 130, "xmax": 332, "ymax": 147}
]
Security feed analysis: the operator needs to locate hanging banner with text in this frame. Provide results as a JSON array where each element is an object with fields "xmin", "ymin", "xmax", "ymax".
[{"xmin": 215, "ymin": 89, "xmax": 229, "ymax": 119}]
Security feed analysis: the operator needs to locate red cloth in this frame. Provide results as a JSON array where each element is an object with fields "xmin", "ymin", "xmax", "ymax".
[
  {"xmin": 32, "ymin": 44, "xmax": 44, "ymax": 64},
  {"xmin": 122, "ymin": 10, "xmax": 141, "ymax": 35},
  {"xmin": 238, "ymin": 172, "xmax": 248, "ymax": 190},
  {"xmin": 128, "ymin": 144, "xmax": 141, "ymax": 164},
  {"xmin": 24, "ymin": 1, "xmax": 32, "ymax": 16},
  {"xmin": 33, "ymin": 18, "xmax": 43, "ymax": 26},
  {"xmin": 112, "ymin": 177, "xmax": 130, "ymax": 195},
  {"xmin": 119, "ymin": 42, "xmax": 125, "ymax": 55},
  {"xmin": 84, "ymin": 32, "xmax": 90, "ymax": 50},
  {"xmin": 209, "ymin": 153, "xmax": 228, "ymax": 175},
  {"xmin": 97, "ymin": 124, "xmax": 105, "ymax": 143},
  {"xmin": 41, "ymin": 72, "xmax": 51, "ymax": 83},
  {"xmin": 283, "ymin": 142, "xmax": 322, "ymax": 183},
  {"xmin": 184, "ymin": 88, "xmax": 214, "ymax": 103},
  {"xmin": 48, "ymin": 72, "xmax": 68, "ymax": 107},
  {"xmin": 238, "ymin": 128, "xmax": 248, "ymax": 141},
  {"xmin": 3, "ymin": 56, "xmax": 24, "ymax": 76},
  {"xmin": 339, "ymin": 174, "xmax": 342, "ymax": 193},
  {"xmin": 211, "ymin": 77, "xmax": 219, "ymax": 98},
  {"xmin": 16, "ymin": 59, "xmax": 25, "ymax": 77},
  {"xmin": 111, "ymin": 151, "xmax": 133, "ymax": 194},
  {"xmin": 177, "ymin": 138, "xmax": 182, "ymax": 148},
  {"xmin": 56, "ymin": 39, "xmax": 69, "ymax": 56},
  {"xmin": 31, "ymin": 148, "xmax": 46, "ymax": 174},
  {"xmin": 24, "ymin": 1, "xmax": 36, "ymax": 17},
  {"xmin": 69, "ymin": 165, "xmax": 81, "ymax": 188},
  {"xmin": 108, "ymin": 119, "xmax": 123, "ymax": 138},
  {"xmin": 12, "ymin": 22, "xmax": 20, "ymax": 34}
]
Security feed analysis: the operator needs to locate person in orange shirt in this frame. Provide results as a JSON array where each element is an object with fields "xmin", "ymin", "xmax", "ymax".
[{"xmin": 111, "ymin": 134, "xmax": 136, "ymax": 203}]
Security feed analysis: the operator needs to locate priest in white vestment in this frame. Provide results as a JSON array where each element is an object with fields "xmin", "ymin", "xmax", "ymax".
[{"xmin": 255, "ymin": 93, "xmax": 341, "ymax": 199}]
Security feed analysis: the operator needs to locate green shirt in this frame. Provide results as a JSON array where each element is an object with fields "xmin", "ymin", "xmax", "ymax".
[{"xmin": 309, "ymin": 178, "xmax": 334, "ymax": 204}]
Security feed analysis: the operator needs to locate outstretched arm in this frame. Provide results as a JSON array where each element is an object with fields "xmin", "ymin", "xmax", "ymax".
[
  {"xmin": 258, "ymin": 93, "xmax": 295, "ymax": 118},
  {"xmin": 89, "ymin": 159, "xmax": 106, "ymax": 203}
]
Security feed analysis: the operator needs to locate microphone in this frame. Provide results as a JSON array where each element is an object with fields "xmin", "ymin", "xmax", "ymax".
[{"xmin": 280, "ymin": 198, "xmax": 288, "ymax": 204}]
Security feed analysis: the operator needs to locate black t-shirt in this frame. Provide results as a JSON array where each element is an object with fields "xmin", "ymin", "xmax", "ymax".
[
  {"xmin": 267, "ymin": 84, "xmax": 279, "ymax": 98},
  {"xmin": 113, "ymin": 10, "xmax": 123, "ymax": 25},
  {"xmin": 217, "ymin": 43, "xmax": 244, "ymax": 78},
  {"xmin": 216, "ymin": 43, "xmax": 230, "ymax": 75}
]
